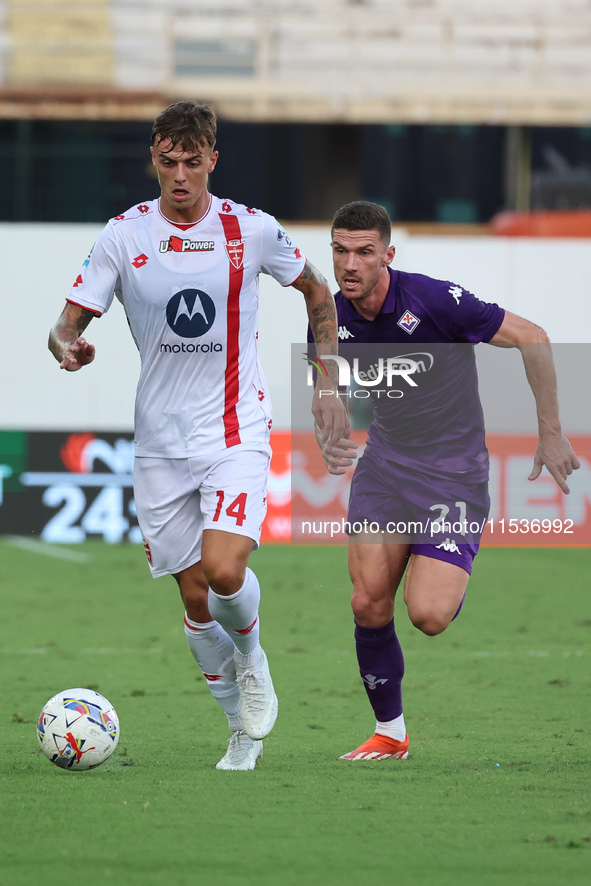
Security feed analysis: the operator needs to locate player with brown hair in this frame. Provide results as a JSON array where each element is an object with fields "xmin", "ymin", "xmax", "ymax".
[{"xmin": 49, "ymin": 101, "xmax": 347, "ymax": 770}]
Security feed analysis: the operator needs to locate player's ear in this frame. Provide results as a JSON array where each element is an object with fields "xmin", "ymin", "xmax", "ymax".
[
  {"xmin": 384, "ymin": 245, "xmax": 396, "ymax": 266},
  {"xmin": 208, "ymin": 150, "xmax": 219, "ymax": 173},
  {"xmin": 150, "ymin": 146, "xmax": 156, "ymax": 167}
]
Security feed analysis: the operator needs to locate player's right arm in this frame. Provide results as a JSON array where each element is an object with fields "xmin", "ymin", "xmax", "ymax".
[
  {"xmin": 49, "ymin": 222, "xmax": 120, "ymax": 371},
  {"xmin": 48, "ymin": 302, "xmax": 97, "ymax": 371},
  {"xmin": 292, "ymin": 260, "xmax": 350, "ymax": 447}
]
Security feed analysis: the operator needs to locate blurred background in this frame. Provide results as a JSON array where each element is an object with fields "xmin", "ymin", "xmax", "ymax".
[
  {"xmin": 2, "ymin": 0, "xmax": 591, "ymax": 224},
  {"xmin": 1, "ymin": 0, "xmax": 590, "ymax": 544}
]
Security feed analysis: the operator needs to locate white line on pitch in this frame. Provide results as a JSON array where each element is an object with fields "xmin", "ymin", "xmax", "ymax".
[
  {"xmin": 2, "ymin": 536, "xmax": 89, "ymax": 562},
  {"xmin": 1, "ymin": 647, "xmax": 164, "ymax": 655}
]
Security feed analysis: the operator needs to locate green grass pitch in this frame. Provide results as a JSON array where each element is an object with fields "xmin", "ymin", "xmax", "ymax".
[{"xmin": 1, "ymin": 540, "xmax": 590, "ymax": 886}]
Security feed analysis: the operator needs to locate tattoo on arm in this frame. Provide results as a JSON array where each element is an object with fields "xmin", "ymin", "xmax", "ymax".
[
  {"xmin": 292, "ymin": 260, "xmax": 337, "ymax": 345},
  {"xmin": 291, "ymin": 260, "xmax": 325, "ymax": 295},
  {"xmin": 48, "ymin": 304, "xmax": 95, "ymax": 361},
  {"xmin": 76, "ymin": 307, "xmax": 95, "ymax": 334}
]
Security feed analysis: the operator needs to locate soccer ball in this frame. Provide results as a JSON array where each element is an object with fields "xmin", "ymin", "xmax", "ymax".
[{"xmin": 37, "ymin": 688, "xmax": 120, "ymax": 770}]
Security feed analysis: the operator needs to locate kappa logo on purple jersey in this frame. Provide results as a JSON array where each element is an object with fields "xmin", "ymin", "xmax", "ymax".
[{"xmin": 397, "ymin": 310, "xmax": 421, "ymax": 335}]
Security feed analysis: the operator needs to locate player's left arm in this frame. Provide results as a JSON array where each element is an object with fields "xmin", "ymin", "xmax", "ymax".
[
  {"xmin": 291, "ymin": 260, "xmax": 350, "ymax": 446},
  {"xmin": 488, "ymin": 310, "xmax": 580, "ymax": 494}
]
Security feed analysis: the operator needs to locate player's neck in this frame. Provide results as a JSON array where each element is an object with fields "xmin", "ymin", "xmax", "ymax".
[{"xmin": 351, "ymin": 268, "xmax": 391, "ymax": 320}]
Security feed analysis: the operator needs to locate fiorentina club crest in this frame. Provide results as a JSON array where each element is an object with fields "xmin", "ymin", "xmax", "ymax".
[
  {"xmin": 397, "ymin": 310, "xmax": 420, "ymax": 334},
  {"xmin": 225, "ymin": 238, "xmax": 245, "ymax": 270}
]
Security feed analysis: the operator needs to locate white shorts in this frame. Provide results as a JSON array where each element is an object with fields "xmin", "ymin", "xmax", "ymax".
[{"xmin": 134, "ymin": 446, "xmax": 271, "ymax": 578}]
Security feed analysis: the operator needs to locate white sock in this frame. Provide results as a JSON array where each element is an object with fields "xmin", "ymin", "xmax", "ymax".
[
  {"xmin": 375, "ymin": 713, "xmax": 406, "ymax": 742},
  {"xmin": 208, "ymin": 567, "xmax": 261, "ymax": 657},
  {"xmin": 183, "ymin": 614, "xmax": 242, "ymax": 731}
]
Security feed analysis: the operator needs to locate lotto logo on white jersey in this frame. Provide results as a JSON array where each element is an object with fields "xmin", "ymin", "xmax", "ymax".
[{"xmin": 165, "ymin": 289, "xmax": 216, "ymax": 338}]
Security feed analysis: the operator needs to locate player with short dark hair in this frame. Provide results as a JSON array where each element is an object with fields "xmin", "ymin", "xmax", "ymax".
[
  {"xmin": 49, "ymin": 101, "xmax": 347, "ymax": 771},
  {"xmin": 314, "ymin": 200, "xmax": 579, "ymax": 760},
  {"xmin": 331, "ymin": 201, "xmax": 392, "ymax": 246}
]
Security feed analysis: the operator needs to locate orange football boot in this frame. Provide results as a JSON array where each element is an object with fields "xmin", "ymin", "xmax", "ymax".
[{"xmin": 340, "ymin": 732, "xmax": 409, "ymax": 760}]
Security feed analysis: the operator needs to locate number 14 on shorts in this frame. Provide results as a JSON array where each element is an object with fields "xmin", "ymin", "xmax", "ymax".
[{"xmin": 213, "ymin": 491, "xmax": 248, "ymax": 527}]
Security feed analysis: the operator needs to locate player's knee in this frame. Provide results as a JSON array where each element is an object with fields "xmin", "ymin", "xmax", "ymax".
[
  {"xmin": 202, "ymin": 559, "xmax": 245, "ymax": 596},
  {"xmin": 409, "ymin": 609, "xmax": 450, "ymax": 636},
  {"xmin": 351, "ymin": 586, "xmax": 389, "ymax": 627},
  {"xmin": 174, "ymin": 575, "xmax": 209, "ymax": 622}
]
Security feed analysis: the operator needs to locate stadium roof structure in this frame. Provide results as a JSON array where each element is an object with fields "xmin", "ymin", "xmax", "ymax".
[{"xmin": 1, "ymin": 0, "xmax": 591, "ymax": 125}]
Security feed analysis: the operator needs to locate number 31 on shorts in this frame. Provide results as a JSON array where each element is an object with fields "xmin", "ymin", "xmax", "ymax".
[{"xmin": 213, "ymin": 490, "xmax": 248, "ymax": 527}]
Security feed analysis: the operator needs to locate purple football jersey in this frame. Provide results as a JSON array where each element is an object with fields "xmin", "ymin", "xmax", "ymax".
[{"xmin": 309, "ymin": 268, "xmax": 505, "ymax": 481}]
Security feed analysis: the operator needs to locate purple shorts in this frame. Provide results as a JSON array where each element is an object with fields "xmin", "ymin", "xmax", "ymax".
[{"xmin": 347, "ymin": 450, "xmax": 490, "ymax": 575}]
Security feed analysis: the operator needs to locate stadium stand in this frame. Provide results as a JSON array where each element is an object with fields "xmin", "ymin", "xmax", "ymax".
[{"xmin": 0, "ymin": 0, "xmax": 590, "ymax": 123}]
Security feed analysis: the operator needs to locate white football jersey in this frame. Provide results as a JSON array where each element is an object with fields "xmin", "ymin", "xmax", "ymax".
[{"xmin": 67, "ymin": 195, "xmax": 306, "ymax": 457}]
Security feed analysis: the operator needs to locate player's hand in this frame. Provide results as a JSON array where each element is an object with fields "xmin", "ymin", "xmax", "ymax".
[
  {"xmin": 529, "ymin": 433, "xmax": 580, "ymax": 494},
  {"xmin": 312, "ymin": 386, "xmax": 350, "ymax": 447},
  {"xmin": 320, "ymin": 435, "xmax": 358, "ymax": 476},
  {"xmin": 60, "ymin": 336, "xmax": 96, "ymax": 371}
]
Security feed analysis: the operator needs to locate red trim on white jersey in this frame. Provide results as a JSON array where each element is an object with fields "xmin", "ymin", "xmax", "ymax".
[
  {"xmin": 286, "ymin": 261, "xmax": 308, "ymax": 288},
  {"xmin": 158, "ymin": 194, "xmax": 212, "ymax": 228},
  {"xmin": 167, "ymin": 221, "xmax": 197, "ymax": 231},
  {"xmin": 219, "ymin": 212, "xmax": 244, "ymax": 447},
  {"xmin": 66, "ymin": 299, "xmax": 102, "ymax": 317}
]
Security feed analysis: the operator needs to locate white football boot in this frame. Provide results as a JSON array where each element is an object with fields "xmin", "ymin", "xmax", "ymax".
[
  {"xmin": 234, "ymin": 648, "xmax": 278, "ymax": 740},
  {"xmin": 216, "ymin": 730, "xmax": 263, "ymax": 771}
]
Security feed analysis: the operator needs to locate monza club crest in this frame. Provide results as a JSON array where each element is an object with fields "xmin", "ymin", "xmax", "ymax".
[{"xmin": 225, "ymin": 238, "xmax": 245, "ymax": 270}]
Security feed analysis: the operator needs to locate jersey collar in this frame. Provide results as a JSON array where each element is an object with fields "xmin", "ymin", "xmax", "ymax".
[
  {"xmin": 381, "ymin": 267, "xmax": 399, "ymax": 314},
  {"xmin": 157, "ymin": 194, "xmax": 212, "ymax": 229}
]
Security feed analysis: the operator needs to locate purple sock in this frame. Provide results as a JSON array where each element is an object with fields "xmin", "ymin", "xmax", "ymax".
[{"xmin": 354, "ymin": 619, "xmax": 404, "ymax": 721}]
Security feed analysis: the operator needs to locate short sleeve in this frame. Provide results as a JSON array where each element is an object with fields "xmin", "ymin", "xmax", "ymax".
[
  {"xmin": 259, "ymin": 212, "xmax": 307, "ymax": 286},
  {"xmin": 431, "ymin": 280, "xmax": 505, "ymax": 343},
  {"xmin": 66, "ymin": 223, "xmax": 121, "ymax": 316}
]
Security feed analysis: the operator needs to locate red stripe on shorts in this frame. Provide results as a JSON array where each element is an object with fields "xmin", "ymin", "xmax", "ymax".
[{"xmin": 219, "ymin": 212, "xmax": 244, "ymax": 447}]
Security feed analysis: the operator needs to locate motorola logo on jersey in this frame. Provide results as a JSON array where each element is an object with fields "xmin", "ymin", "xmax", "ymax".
[{"xmin": 166, "ymin": 289, "xmax": 216, "ymax": 338}]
